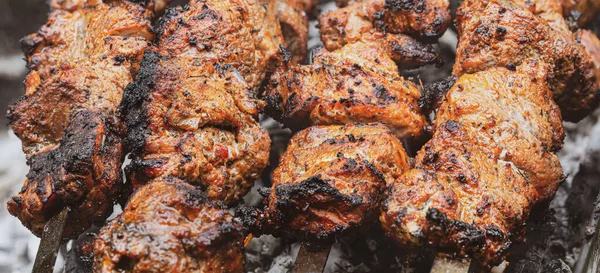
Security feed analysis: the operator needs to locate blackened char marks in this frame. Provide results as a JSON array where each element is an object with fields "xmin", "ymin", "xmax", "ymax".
[
  {"xmin": 119, "ymin": 51, "xmax": 162, "ymax": 155},
  {"xmin": 7, "ymin": 109, "xmax": 124, "ymax": 238},
  {"xmin": 385, "ymin": 0, "xmax": 418, "ymax": 11},
  {"xmin": 419, "ymin": 76, "xmax": 457, "ymax": 114}
]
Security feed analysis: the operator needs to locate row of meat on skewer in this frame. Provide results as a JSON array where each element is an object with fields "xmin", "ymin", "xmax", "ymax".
[{"xmin": 5, "ymin": 0, "xmax": 600, "ymax": 271}]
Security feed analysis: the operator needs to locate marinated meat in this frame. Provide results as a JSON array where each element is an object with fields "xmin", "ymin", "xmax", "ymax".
[
  {"xmin": 318, "ymin": 0, "xmax": 451, "ymax": 47},
  {"xmin": 7, "ymin": 109, "xmax": 124, "ymax": 238},
  {"xmin": 242, "ymin": 123, "xmax": 410, "ymax": 244},
  {"xmin": 381, "ymin": 61, "xmax": 564, "ymax": 265},
  {"xmin": 265, "ymin": 42, "xmax": 428, "ymax": 139},
  {"xmin": 7, "ymin": 0, "xmax": 153, "ymax": 238},
  {"xmin": 21, "ymin": 2, "xmax": 153, "ymax": 81},
  {"xmin": 120, "ymin": 52, "xmax": 270, "ymax": 204},
  {"xmin": 454, "ymin": 0, "xmax": 598, "ymax": 121},
  {"xmin": 155, "ymin": 0, "xmax": 287, "ymax": 88},
  {"xmin": 94, "ymin": 178, "xmax": 245, "ymax": 273}
]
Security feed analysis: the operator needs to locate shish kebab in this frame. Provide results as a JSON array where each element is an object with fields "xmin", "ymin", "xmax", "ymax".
[
  {"xmin": 6, "ymin": 0, "xmax": 314, "ymax": 272},
  {"xmin": 243, "ymin": 0, "xmax": 452, "ymax": 270},
  {"xmin": 7, "ymin": 0, "xmax": 600, "ymax": 270},
  {"xmin": 243, "ymin": 0, "xmax": 600, "ymax": 271}
]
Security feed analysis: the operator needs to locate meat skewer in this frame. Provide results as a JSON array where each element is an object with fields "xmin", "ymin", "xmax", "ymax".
[
  {"xmin": 91, "ymin": 0, "xmax": 315, "ymax": 271},
  {"xmin": 381, "ymin": 0, "xmax": 600, "ymax": 268},
  {"xmin": 7, "ymin": 0, "xmax": 159, "ymax": 240},
  {"xmin": 243, "ymin": 0, "xmax": 452, "ymax": 270}
]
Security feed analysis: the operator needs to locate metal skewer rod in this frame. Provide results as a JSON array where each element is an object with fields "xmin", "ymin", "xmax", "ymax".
[
  {"xmin": 32, "ymin": 207, "xmax": 70, "ymax": 273},
  {"xmin": 292, "ymin": 244, "xmax": 332, "ymax": 273}
]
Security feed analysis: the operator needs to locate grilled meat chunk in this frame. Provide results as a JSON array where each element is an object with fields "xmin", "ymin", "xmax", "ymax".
[
  {"xmin": 94, "ymin": 178, "xmax": 245, "ymax": 273},
  {"xmin": 578, "ymin": 29, "xmax": 600, "ymax": 88},
  {"xmin": 265, "ymin": 42, "xmax": 428, "ymax": 139},
  {"xmin": 7, "ymin": 109, "xmax": 124, "ymax": 238},
  {"xmin": 381, "ymin": 61, "xmax": 564, "ymax": 265},
  {"xmin": 243, "ymin": 124, "xmax": 410, "ymax": 244},
  {"xmin": 7, "ymin": 0, "xmax": 154, "ymax": 238},
  {"xmin": 454, "ymin": 0, "xmax": 597, "ymax": 121},
  {"xmin": 561, "ymin": 0, "xmax": 600, "ymax": 26},
  {"xmin": 7, "ymin": 55, "xmax": 135, "ymax": 238},
  {"xmin": 50, "ymin": 0, "xmax": 171, "ymax": 14},
  {"xmin": 21, "ymin": 2, "xmax": 153, "ymax": 81},
  {"xmin": 317, "ymin": 0, "xmax": 444, "ymax": 68},
  {"xmin": 121, "ymin": 52, "xmax": 270, "ymax": 204},
  {"xmin": 276, "ymin": 0, "xmax": 313, "ymax": 63},
  {"xmin": 155, "ymin": 0, "xmax": 286, "ymax": 88},
  {"xmin": 10, "ymin": 57, "xmax": 132, "ymax": 155},
  {"xmin": 319, "ymin": 0, "xmax": 451, "ymax": 46}
]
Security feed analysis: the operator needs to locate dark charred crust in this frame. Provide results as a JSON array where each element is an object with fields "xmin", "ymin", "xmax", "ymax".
[
  {"xmin": 418, "ymin": 76, "xmax": 457, "ymax": 114},
  {"xmin": 155, "ymin": 5, "xmax": 185, "ymax": 40},
  {"xmin": 119, "ymin": 51, "xmax": 161, "ymax": 155},
  {"xmin": 279, "ymin": 44, "xmax": 292, "ymax": 63},
  {"xmin": 234, "ymin": 205, "xmax": 265, "ymax": 235},
  {"xmin": 270, "ymin": 175, "xmax": 367, "ymax": 243},
  {"xmin": 425, "ymin": 208, "xmax": 509, "ymax": 264},
  {"xmin": 384, "ymin": 0, "xmax": 417, "ymax": 11},
  {"xmin": 7, "ymin": 109, "xmax": 124, "ymax": 238},
  {"xmin": 389, "ymin": 39, "xmax": 442, "ymax": 69},
  {"xmin": 20, "ymin": 34, "xmax": 43, "ymax": 57}
]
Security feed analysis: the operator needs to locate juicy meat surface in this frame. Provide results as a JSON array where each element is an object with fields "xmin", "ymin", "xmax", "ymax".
[
  {"xmin": 7, "ymin": 0, "xmax": 154, "ymax": 238},
  {"xmin": 10, "ymin": 57, "xmax": 132, "ymax": 155},
  {"xmin": 49, "ymin": 0, "xmax": 171, "ymax": 14},
  {"xmin": 7, "ymin": 109, "xmax": 124, "ymax": 238},
  {"xmin": 276, "ymin": 0, "xmax": 314, "ymax": 63},
  {"xmin": 318, "ymin": 0, "xmax": 451, "ymax": 46},
  {"xmin": 453, "ymin": 0, "xmax": 597, "ymax": 121},
  {"xmin": 561, "ymin": 0, "xmax": 600, "ymax": 25},
  {"xmin": 21, "ymin": 2, "xmax": 153, "ymax": 81},
  {"xmin": 265, "ymin": 42, "xmax": 428, "ymax": 139},
  {"xmin": 381, "ymin": 62, "xmax": 564, "ymax": 265},
  {"xmin": 7, "ymin": 55, "xmax": 135, "ymax": 238},
  {"xmin": 578, "ymin": 29, "xmax": 600, "ymax": 88},
  {"xmin": 93, "ymin": 178, "xmax": 245, "ymax": 273},
  {"xmin": 244, "ymin": 124, "xmax": 410, "ymax": 244},
  {"xmin": 121, "ymin": 52, "xmax": 270, "ymax": 204},
  {"xmin": 155, "ymin": 0, "xmax": 287, "ymax": 88}
]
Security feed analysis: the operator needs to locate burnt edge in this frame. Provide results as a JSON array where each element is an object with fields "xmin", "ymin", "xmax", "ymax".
[
  {"xmin": 419, "ymin": 76, "xmax": 457, "ymax": 115},
  {"xmin": 119, "ymin": 51, "xmax": 161, "ymax": 155},
  {"xmin": 8, "ymin": 109, "xmax": 124, "ymax": 238}
]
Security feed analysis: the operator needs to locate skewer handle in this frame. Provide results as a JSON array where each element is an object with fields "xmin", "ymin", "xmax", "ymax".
[
  {"xmin": 32, "ymin": 207, "xmax": 69, "ymax": 273},
  {"xmin": 291, "ymin": 244, "xmax": 332, "ymax": 273}
]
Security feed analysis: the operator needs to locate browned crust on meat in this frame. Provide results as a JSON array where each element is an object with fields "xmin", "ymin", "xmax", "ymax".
[{"xmin": 93, "ymin": 178, "xmax": 245, "ymax": 272}]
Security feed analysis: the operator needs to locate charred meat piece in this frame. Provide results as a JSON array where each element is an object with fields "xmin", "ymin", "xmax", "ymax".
[
  {"xmin": 10, "ymin": 57, "xmax": 132, "ymax": 155},
  {"xmin": 121, "ymin": 52, "xmax": 270, "ymax": 204},
  {"xmin": 93, "ymin": 178, "xmax": 245, "ymax": 273},
  {"xmin": 381, "ymin": 61, "xmax": 564, "ymax": 266},
  {"xmin": 577, "ymin": 29, "xmax": 600, "ymax": 88},
  {"xmin": 318, "ymin": 0, "xmax": 444, "ymax": 68},
  {"xmin": 243, "ymin": 124, "xmax": 410, "ymax": 244},
  {"xmin": 21, "ymin": 2, "xmax": 153, "ymax": 81},
  {"xmin": 276, "ymin": 0, "xmax": 314, "ymax": 63},
  {"xmin": 319, "ymin": 0, "xmax": 451, "ymax": 46},
  {"xmin": 50, "ymin": 0, "xmax": 171, "ymax": 14},
  {"xmin": 7, "ymin": 56, "xmax": 134, "ymax": 238},
  {"xmin": 561, "ymin": 0, "xmax": 600, "ymax": 26},
  {"xmin": 265, "ymin": 42, "xmax": 428, "ymax": 139},
  {"xmin": 7, "ymin": 0, "xmax": 154, "ymax": 238},
  {"xmin": 454, "ymin": 0, "xmax": 597, "ymax": 121},
  {"xmin": 7, "ymin": 109, "xmax": 124, "ymax": 238},
  {"xmin": 155, "ymin": 0, "xmax": 286, "ymax": 88}
]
